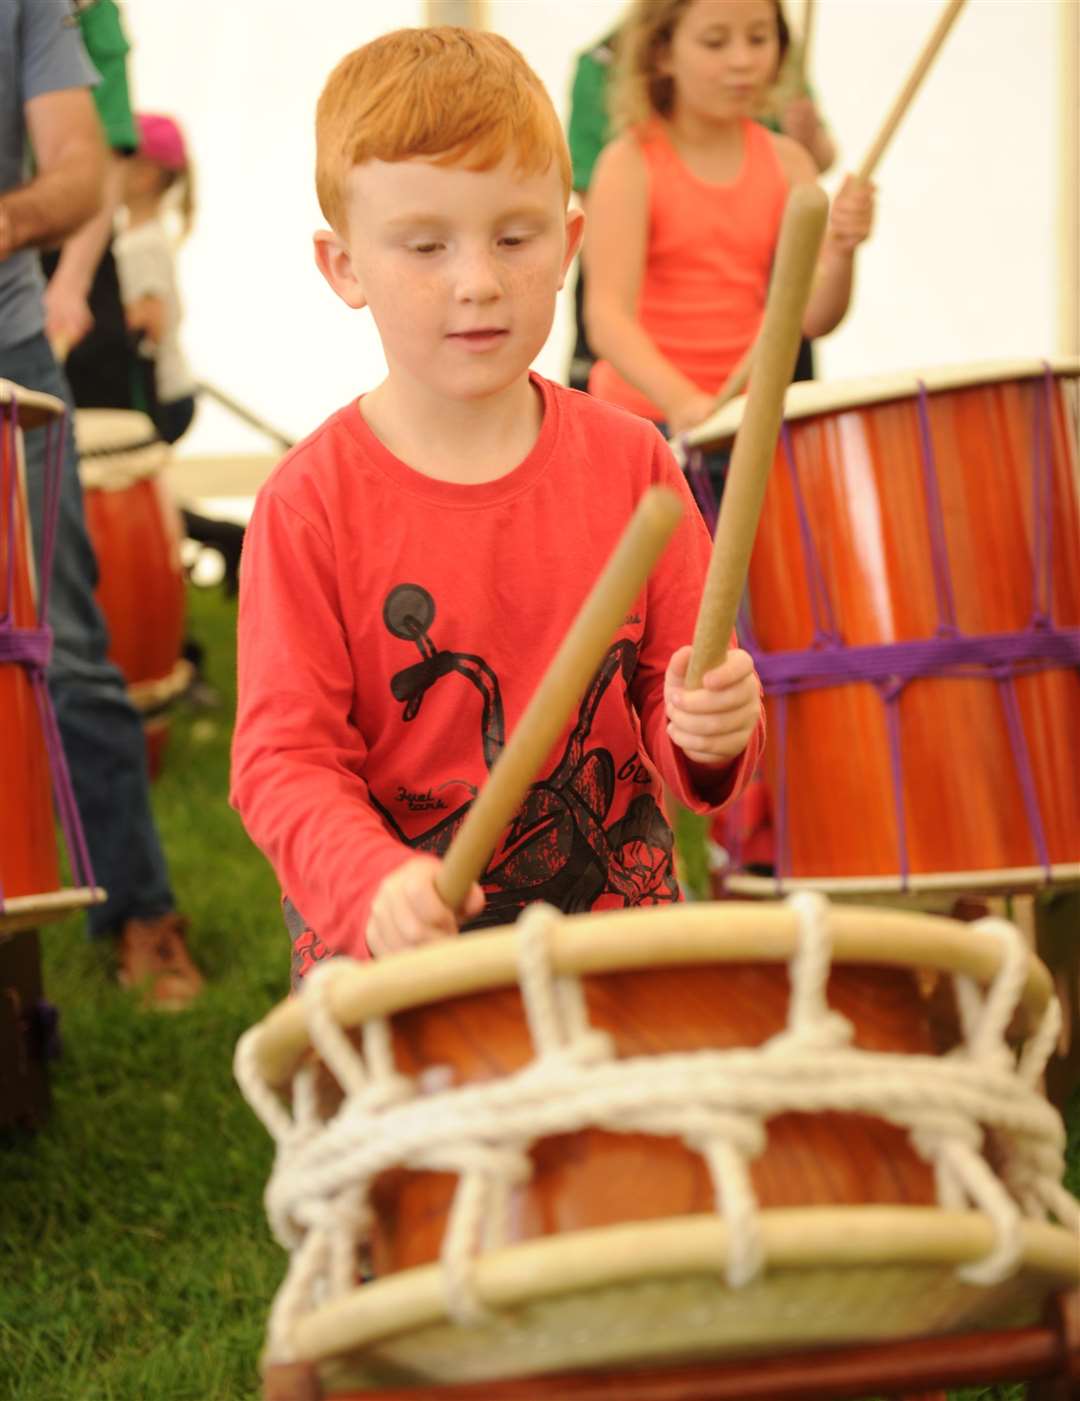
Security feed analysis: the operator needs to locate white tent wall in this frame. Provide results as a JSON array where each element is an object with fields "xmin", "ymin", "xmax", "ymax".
[
  {"xmin": 807, "ymin": 0, "xmax": 1061, "ymax": 379},
  {"xmin": 120, "ymin": 0, "xmax": 426, "ymax": 458},
  {"xmin": 118, "ymin": 0, "xmax": 1068, "ymax": 459}
]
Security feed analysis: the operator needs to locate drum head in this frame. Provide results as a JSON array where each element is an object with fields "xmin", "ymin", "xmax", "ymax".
[
  {"xmin": 687, "ymin": 356, "xmax": 1080, "ymax": 450},
  {"xmin": 307, "ymin": 1211, "xmax": 1080, "ymax": 1389},
  {"xmin": 75, "ymin": 409, "xmax": 168, "ymax": 490},
  {"xmin": 0, "ymin": 378, "xmax": 64, "ymax": 431}
]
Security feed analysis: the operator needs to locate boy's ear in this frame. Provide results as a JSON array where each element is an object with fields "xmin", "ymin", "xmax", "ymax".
[
  {"xmin": 313, "ymin": 229, "xmax": 368, "ymax": 310},
  {"xmin": 557, "ymin": 205, "xmax": 586, "ymax": 290}
]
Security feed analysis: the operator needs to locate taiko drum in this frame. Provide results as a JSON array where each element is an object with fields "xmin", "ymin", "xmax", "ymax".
[
  {"xmin": 0, "ymin": 383, "xmax": 63, "ymax": 904},
  {"xmin": 240, "ymin": 905, "xmax": 1079, "ymax": 1394},
  {"xmin": 75, "ymin": 411, "xmax": 187, "ymax": 777},
  {"xmin": 368, "ymin": 959, "xmax": 940, "ymax": 1280},
  {"xmin": 694, "ymin": 360, "xmax": 1080, "ymax": 882}
]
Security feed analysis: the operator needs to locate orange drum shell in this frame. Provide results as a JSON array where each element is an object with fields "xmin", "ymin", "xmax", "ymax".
[
  {"xmin": 367, "ymin": 963, "xmax": 942, "ymax": 1277},
  {"xmin": 1, "ymin": 430, "xmax": 60, "ymax": 902},
  {"xmin": 749, "ymin": 375, "xmax": 1080, "ymax": 879},
  {"xmin": 81, "ymin": 475, "xmax": 185, "ymax": 694}
]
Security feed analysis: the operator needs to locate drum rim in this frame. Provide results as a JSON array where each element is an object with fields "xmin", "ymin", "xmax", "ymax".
[
  {"xmin": 74, "ymin": 406, "xmax": 158, "ymax": 448},
  {"xmin": 246, "ymin": 903, "xmax": 1055, "ymax": 1092},
  {"xmin": 289, "ymin": 1208, "xmax": 1080, "ymax": 1373},
  {"xmin": 0, "ymin": 378, "xmax": 65, "ymax": 430},
  {"xmin": 127, "ymin": 658, "xmax": 194, "ymax": 715},
  {"xmin": 0, "ymin": 886, "xmax": 106, "ymax": 935},
  {"xmin": 714, "ymin": 861, "xmax": 1080, "ymax": 903},
  {"xmin": 687, "ymin": 355, "xmax": 1080, "ymax": 450},
  {"xmin": 74, "ymin": 408, "xmax": 169, "ymax": 488}
]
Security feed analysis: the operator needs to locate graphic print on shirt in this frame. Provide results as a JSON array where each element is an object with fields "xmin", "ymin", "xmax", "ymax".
[{"xmin": 370, "ymin": 582, "xmax": 678, "ymax": 928}]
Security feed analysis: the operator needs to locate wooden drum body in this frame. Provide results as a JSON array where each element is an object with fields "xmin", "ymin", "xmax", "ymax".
[
  {"xmin": 236, "ymin": 899, "xmax": 1079, "ymax": 1394},
  {"xmin": 75, "ymin": 410, "xmax": 189, "ymax": 776},
  {"xmin": 690, "ymin": 359, "xmax": 1080, "ymax": 890},
  {"xmin": 1, "ymin": 383, "xmax": 61, "ymax": 911},
  {"xmin": 1, "ymin": 381, "xmax": 99, "ymax": 934}
]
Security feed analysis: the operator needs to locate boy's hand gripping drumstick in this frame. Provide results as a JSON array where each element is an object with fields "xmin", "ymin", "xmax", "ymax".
[
  {"xmin": 686, "ymin": 183, "xmax": 828, "ymax": 688},
  {"xmin": 435, "ymin": 486, "xmax": 685, "ymax": 914},
  {"xmin": 857, "ymin": 0, "xmax": 966, "ymax": 183}
]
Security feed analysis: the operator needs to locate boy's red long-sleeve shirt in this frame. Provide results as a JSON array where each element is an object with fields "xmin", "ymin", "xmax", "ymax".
[{"xmin": 230, "ymin": 375, "xmax": 763, "ymax": 960}]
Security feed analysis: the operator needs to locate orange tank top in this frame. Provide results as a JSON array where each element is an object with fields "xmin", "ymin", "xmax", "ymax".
[{"xmin": 589, "ymin": 118, "xmax": 789, "ymax": 422}]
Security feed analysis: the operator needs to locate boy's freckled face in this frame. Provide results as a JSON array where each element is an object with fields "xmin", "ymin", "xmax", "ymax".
[{"xmin": 338, "ymin": 155, "xmax": 579, "ymax": 401}]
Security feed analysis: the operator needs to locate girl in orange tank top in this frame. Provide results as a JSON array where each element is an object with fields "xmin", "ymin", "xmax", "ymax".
[{"xmin": 585, "ymin": 0, "xmax": 875, "ymax": 434}]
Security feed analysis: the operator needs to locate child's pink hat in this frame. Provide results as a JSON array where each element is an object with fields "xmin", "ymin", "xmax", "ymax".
[{"xmin": 136, "ymin": 113, "xmax": 187, "ymax": 171}]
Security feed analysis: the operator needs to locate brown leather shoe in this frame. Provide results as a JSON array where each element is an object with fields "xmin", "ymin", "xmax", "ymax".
[{"xmin": 117, "ymin": 913, "xmax": 205, "ymax": 1011}]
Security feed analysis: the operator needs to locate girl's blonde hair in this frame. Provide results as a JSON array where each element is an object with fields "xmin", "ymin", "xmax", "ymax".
[
  {"xmin": 134, "ymin": 113, "xmax": 196, "ymax": 240},
  {"xmin": 609, "ymin": 0, "xmax": 791, "ymax": 132},
  {"xmin": 162, "ymin": 167, "xmax": 195, "ymax": 242}
]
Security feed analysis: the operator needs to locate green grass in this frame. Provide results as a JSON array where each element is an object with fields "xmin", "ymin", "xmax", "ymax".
[
  {"xmin": 1, "ymin": 587, "xmax": 285, "ymax": 1401},
  {"xmin": 0, "ymin": 584, "xmax": 1076, "ymax": 1399}
]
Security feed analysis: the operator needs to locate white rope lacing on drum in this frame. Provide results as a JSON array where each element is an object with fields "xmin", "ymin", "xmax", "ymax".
[{"xmin": 233, "ymin": 895, "xmax": 1078, "ymax": 1364}]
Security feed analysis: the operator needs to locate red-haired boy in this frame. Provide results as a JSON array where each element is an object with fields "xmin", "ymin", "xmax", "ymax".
[{"xmin": 230, "ymin": 27, "xmax": 763, "ymax": 974}]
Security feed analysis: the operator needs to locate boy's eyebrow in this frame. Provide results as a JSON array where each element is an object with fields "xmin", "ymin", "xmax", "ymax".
[
  {"xmin": 501, "ymin": 204, "xmax": 556, "ymax": 223},
  {"xmin": 379, "ymin": 202, "xmax": 554, "ymax": 231},
  {"xmin": 380, "ymin": 212, "xmax": 451, "ymax": 231}
]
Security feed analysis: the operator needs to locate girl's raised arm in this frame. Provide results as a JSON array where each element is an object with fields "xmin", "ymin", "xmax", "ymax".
[{"xmin": 772, "ymin": 133, "xmax": 875, "ymax": 341}]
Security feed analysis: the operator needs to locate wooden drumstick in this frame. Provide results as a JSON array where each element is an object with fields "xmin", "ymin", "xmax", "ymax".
[
  {"xmin": 712, "ymin": 343, "xmax": 754, "ymax": 413},
  {"xmin": 435, "ymin": 485, "xmax": 685, "ymax": 914},
  {"xmin": 686, "ymin": 184, "xmax": 828, "ymax": 689},
  {"xmin": 799, "ymin": 0, "xmax": 816, "ymax": 84},
  {"xmin": 857, "ymin": 0, "xmax": 966, "ymax": 183}
]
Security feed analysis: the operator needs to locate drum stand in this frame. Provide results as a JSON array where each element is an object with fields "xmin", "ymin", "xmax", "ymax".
[
  {"xmin": 1022, "ymin": 887, "xmax": 1080, "ymax": 1111},
  {"xmin": 0, "ymin": 928, "xmax": 55, "ymax": 1130},
  {"xmin": 263, "ymin": 1288, "xmax": 1079, "ymax": 1401},
  {"xmin": 0, "ymin": 892, "xmax": 102, "ymax": 1131}
]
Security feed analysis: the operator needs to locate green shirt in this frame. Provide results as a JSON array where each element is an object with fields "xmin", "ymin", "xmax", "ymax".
[
  {"xmin": 567, "ymin": 35, "xmax": 616, "ymax": 194},
  {"xmin": 78, "ymin": 0, "xmax": 136, "ymax": 153}
]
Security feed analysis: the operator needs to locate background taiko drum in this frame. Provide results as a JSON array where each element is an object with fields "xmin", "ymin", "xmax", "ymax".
[
  {"xmin": 694, "ymin": 362, "xmax": 1080, "ymax": 882},
  {"xmin": 0, "ymin": 385, "xmax": 63, "ymax": 904},
  {"xmin": 75, "ymin": 410, "xmax": 188, "ymax": 778}
]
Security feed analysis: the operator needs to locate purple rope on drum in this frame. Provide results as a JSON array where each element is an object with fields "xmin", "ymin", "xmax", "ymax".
[
  {"xmin": 683, "ymin": 446, "xmax": 720, "ymax": 534},
  {"xmin": 0, "ymin": 401, "xmax": 95, "ymax": 908},
  {"xmin": 729, "ymin": 364, "xmax": 1079, "ymax": 888}
]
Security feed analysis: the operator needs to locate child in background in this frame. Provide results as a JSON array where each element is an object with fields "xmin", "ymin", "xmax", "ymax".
[
  {"xmin": 584, "ymin": 0, "xmax": 874, "ymax": 436},
  {"xmin": 230, "ymin": 27, "xmax": 765, "ymax": 979},
  {"xmin": 117, "ymin": 113, "xmax": 233, "ymax": 701},
  {"xmin": 564, "ymin": 11, "xmax": 832, "ymax": 390},
  {"xmin": 114, "ymin": 113, "xmax": 198, "ymax": 444},
  {"xmin": 565, "ymin": 29, "xmax": 619, "ymax": 390}
]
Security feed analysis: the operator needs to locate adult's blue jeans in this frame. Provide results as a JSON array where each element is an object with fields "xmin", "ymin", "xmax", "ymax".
[{"xmin": 3, "ymin": 332, "xmax": 174, "ymax": 936}]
